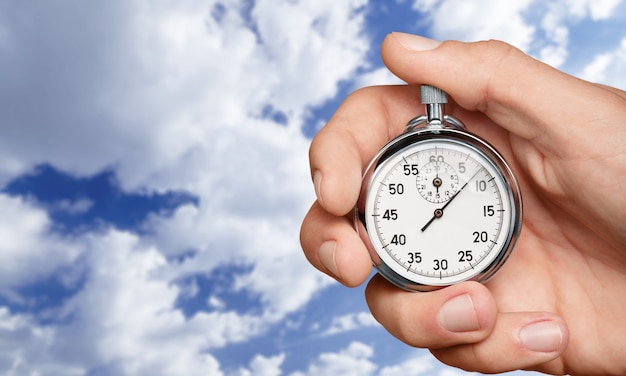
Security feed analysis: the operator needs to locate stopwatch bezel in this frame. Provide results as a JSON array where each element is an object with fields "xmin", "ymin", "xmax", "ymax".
[{"xmin": 355, "ymin": 126, "xmax": 523, "ymax": 292}]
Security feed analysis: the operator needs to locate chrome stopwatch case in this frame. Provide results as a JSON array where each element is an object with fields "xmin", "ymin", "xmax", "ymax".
[{"xmin": 355, "ymin": 85, "xmax": 522, "ymax": 292}]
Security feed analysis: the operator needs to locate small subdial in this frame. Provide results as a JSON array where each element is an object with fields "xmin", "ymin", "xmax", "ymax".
[{"xmin": 416, "ymin": 160, "xmax": 460, "ymax": 203}]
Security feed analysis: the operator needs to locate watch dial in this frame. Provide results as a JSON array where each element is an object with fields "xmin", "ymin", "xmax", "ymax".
[{"xmin": 364, "ymin": 137, "xmax": 516, "ymax": 287}]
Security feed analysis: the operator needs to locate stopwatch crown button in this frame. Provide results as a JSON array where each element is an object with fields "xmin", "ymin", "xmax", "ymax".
[{"xmin": 421, "ymin": 85, "xmax": 448, "ymax": 104}]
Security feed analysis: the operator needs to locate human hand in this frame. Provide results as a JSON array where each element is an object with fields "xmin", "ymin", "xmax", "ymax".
[{"xmin": 300, "ymin": 32, "xmax": 626, "ymax": 375}]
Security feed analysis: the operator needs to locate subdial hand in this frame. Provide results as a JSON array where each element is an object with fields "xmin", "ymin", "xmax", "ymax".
[{"xmin": 433, "ymin": 176, "xmax": 442, "ymax": 193}]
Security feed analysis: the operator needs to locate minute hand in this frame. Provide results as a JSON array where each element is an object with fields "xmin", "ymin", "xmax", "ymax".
[{"xmin": 420, "ymin": 169, "xmax": 482, "ymax": 232}]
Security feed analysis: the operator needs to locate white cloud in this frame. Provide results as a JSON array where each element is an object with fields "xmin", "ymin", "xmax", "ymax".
[
  {"xmin": 0, "ymin": 209, "xmax": 289, "ymax": 375},
  {"xmin": 46, "ymin": 229, "xmax": 268, "ymax": 375},
  {"xmin": 0, "ymin": 308, "xmax": 86, "ymax": 376},
  {"xmin": 120, "ymin": 0, "xmax": 372, "ymax": 319},
  {"xmin": 291, "ymin": 342, "xmax": 377, "ymax": 376},
  {"xmin": 413, "ymin": 0, "xmax": 536, "ymax": 51},
  {"xmin": 352, "ymin": 67, "xmax": 406, "ymax": 90},
  {"xmin": 52, "ymin": 198, "xmax": 94, "ymax": 215},
  {"xmin": 289, "ymin": 343, "xmax": 462, "ymax": 376},
  {"xmin": 0, "ymin": 194, "xmax": 82, "ymax": 290},
  {"xmin": 0, "ymin": 0, "xmax": 370, "ymax": 189},
  {"xmin": 579, "ymin": 37, "xmax": 626, "ymax": 88},
  {"xmin": 235, "ymin": 353, "xmax": 286, "ymax": 376},
  {"xmin": 0, "ymin": 0, "xmax": 373, "ymax": 373},
  {"xmin": 378, "ymin": 352, "xmax": 436, "ymax": 376},
  {"xmin": 142, "ymin": 119, "xmax": 333, "ymax": 316},
  {"xmin": 530, "ymin": 0, "xmax": 623, "ymax": 67},
  {"xmin": 565, "ymin": 0, "xmax": 623, "ymax": 19},
  {"xmin": 251, "ymin": 0, "xmax": 369, "ymax": 114},
  {"xmin": 208, "ymin": 294, "xmax": 226, "ymax": 310},
  {"xmin": 0, "ymin": 0, "xmax": 367, "ymax": 321},
  {"xmin": 412, "ymin": 0, "xmax": 625, "ymax": 68},
  {"xmin": 0, "ymin": 0, "xmax": 371, "ymax": 309},
  {"xmin": 320, "ymin": 311, "xmax": 380, "ymax": 336}
]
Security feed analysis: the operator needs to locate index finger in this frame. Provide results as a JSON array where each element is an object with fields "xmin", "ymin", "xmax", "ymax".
[{"xmin": 309, "ymin": 85, "xmax": 422, "ymax": 216}]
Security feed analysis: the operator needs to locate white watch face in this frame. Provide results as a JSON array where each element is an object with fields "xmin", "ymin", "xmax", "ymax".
[{"xmin": 362, "ymin": 135, "xmax": 520, "ymax": 289}]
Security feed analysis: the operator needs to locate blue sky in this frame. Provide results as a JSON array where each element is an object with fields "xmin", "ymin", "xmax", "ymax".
[{"xmin": 0, "ymin": 1, "xmax": 625, "ymax": 375}]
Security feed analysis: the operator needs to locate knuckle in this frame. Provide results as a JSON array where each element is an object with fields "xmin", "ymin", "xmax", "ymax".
[{"xmin": 471, "ymin": 39, "xmax": 524, "ymax": 65}]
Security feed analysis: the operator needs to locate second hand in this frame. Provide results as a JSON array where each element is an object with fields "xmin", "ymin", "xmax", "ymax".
[{"xmin": 420, "ymin": 168, "xmax": 483, "ymax": 232}]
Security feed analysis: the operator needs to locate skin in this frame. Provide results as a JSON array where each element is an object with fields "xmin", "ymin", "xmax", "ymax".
[{"xmin": 300, "ymin": 33, "xmax": 626, "ymax": 375}]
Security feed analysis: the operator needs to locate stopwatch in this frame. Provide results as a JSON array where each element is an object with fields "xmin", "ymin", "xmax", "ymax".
[{"xmin": 355, "ymin": 85, "xmax": 522, "ymax": 292}]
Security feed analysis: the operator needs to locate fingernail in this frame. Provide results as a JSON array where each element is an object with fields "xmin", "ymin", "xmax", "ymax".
[
  {"xmin": 319, "ymin": 240, "xmax": 339, "ymax": 279},
  {"xmin": 437, "ymin": 294, "xmax": 480, "ymax": 332},
  {"xmin": 313, "ymin": 170, "xmax": 323, "ymax": 206},
  {"xmin": 520, "ymin": 321, "xmax": 563, "ymax": 353},
  {"xmin": 391, "ymin": 32, "xmax": 441, "ymax": 51}
]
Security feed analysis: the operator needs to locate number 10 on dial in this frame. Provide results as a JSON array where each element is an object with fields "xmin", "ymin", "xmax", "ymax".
[{"xmin": 356, "ymin": 86, "xmax": 522, "ymax": 292}]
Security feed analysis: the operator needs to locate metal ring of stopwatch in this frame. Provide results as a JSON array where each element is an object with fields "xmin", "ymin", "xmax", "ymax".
[{"xmin": 355, "ymin": 107, "xmax": 522, "ymax": 292}]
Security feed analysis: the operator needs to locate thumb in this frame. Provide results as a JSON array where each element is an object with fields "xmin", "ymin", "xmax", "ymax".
[{"xmin": 381, "ymin": 32, "xmax": 613, "ymax": 145}]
